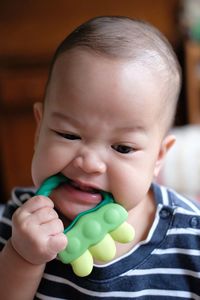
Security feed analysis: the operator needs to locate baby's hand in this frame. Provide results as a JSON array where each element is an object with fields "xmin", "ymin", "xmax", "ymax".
[{"xmin": 11, "ymin": 196, "xmax": 67, "ymax": 265}]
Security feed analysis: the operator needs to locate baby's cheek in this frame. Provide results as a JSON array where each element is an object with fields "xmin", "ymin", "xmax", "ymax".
[{"xmin": 31, "ymin": 152, "xmax": 53, "ymax": 187}]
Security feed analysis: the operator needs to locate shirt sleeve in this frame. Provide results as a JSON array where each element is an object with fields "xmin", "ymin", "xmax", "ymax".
[{"xmin": 0, "ymin": 188, "xmax": 35, "ymax": 251}]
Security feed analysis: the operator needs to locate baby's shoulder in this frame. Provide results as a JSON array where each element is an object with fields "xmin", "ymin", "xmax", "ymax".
[{"xmin": 153, "ymin": 183, "xmax": 200, "ymax": 214}]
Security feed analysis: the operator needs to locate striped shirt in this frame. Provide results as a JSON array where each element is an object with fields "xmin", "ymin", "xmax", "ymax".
[{"xmin": 0, "ymin": 183, "xmax": 200, "ymax": 299}]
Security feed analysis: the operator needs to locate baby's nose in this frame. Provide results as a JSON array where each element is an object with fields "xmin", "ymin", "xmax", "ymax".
[{"xmin": 73, "ymin": 150, "xmax": 106, "ymax": 174}]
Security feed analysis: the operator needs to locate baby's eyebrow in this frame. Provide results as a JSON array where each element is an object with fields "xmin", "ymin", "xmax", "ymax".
[
  {"xmin": 50, "ymin": 111, "xmax": 81, "ymax": 127},
  {"xmin": 50, "ymin": 111, "xmax": 147, "ymax": 136},
  {"xmin": 114, "ymin": 125, "xmax": 146, "ymax": 134}
]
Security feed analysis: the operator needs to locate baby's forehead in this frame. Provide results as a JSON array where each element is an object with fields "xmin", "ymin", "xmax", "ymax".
[
  {"xmin": 53, "ymin": 47, "xmax": 170, "ymax": 83},
  {"xmin": 49, "ymin": 50, "xmax": 166, "ymax": 109},
  {"xmin": 48, "ymin": 48, "xmax": 169, "ymax": 109}
]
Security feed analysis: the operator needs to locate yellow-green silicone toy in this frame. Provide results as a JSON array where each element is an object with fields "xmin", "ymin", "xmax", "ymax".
[{"xmin": 36, "ymin": 173, "xmax": 135, "ymax": 277}]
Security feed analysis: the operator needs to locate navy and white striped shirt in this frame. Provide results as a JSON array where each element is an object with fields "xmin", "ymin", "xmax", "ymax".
[{"xmin": 0, "ymin": 183, "xmax": 200, "ymax": 299}]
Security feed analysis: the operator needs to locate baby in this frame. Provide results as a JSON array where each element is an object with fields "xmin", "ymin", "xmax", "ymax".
[{"xmin": 0, "ymin": 16, "xmax": 200, "ymax": 300}]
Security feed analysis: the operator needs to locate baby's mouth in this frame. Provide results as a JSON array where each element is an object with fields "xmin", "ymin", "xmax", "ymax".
[{"xmin": 67, "ymin": 178, "xmax": 102, "ymax": 195}]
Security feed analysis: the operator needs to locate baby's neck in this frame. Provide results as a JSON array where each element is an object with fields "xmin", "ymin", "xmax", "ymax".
[{"xmin": 129, "ymin": 189, "xmax": 156, "ymax": 244}]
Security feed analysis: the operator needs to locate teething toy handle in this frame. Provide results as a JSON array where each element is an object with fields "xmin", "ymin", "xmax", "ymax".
[{"xmin": 36, "ymin": 173, "xmax": 67, "ymax": 197}]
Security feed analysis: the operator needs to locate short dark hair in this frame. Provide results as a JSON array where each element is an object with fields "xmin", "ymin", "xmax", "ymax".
[{"xmin": 47, "ymin": 16, "xmax": 181, "ymax": 131}]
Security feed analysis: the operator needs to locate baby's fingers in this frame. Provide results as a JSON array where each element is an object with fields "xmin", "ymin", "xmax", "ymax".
[
  {"xmin": 31, "ymin": 206, "xmax": 59, "ymax": 225},
  {"xmin": 47, "ymin": 233, "xmax": 68, "ymax": 256},
  {"xmin": 13, "ymin": 196, "xmax": 54, "ymax": 224},
  {"xmin": 21, "ymin": 195, "xmax": 54, "ymax": 213},
  {"xmin": 41, "ymin": 218, "xmax": 65, "ymax": 236}
]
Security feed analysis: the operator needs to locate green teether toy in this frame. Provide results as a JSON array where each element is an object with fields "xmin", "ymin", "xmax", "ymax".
[{"xmin": 36, "ymin": 173, "xmax": 135, "ymax": 277}]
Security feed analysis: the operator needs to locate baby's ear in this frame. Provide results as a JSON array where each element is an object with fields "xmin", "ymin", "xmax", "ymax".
[
  {"xmin": 33, "ymin": 102, "xmax": 43, "ymax": 147},
  {"xmin": 154, "ymin": 134, "xmax": 176, "ymax": 177}
]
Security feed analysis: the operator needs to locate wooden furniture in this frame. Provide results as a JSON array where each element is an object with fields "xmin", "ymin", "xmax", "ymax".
[
  {"xmin": 185, "ymin": 41, "xmax": 200, "ymax": 124},
  {"xmin": 0, "ymin": 66, "xmax": 48, "ymax": 200}
]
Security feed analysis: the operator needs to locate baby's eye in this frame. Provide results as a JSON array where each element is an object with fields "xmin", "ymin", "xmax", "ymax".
[
  {"xmin": 111, "ymin": 144, "xmax": 134, "ymax": 154},
  {"xmin": 58, "ymin": 132, "xmax": 81, "ymax": 140}
]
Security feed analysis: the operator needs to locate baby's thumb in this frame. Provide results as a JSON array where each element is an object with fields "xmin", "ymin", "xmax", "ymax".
[{"xmin": 48, "ymin": 233, "xmax": 68, "ymax": 256}]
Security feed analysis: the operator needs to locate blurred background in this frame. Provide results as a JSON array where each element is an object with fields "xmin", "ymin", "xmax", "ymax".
[{"xmin": 0, "ymin": 0, "xmax": 200, "ymax": 201}]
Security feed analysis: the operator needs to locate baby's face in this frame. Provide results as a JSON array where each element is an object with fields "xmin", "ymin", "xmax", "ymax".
[{"xmin": 32, "ymin": 49, "xmax": 172, "ymax": 222}]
